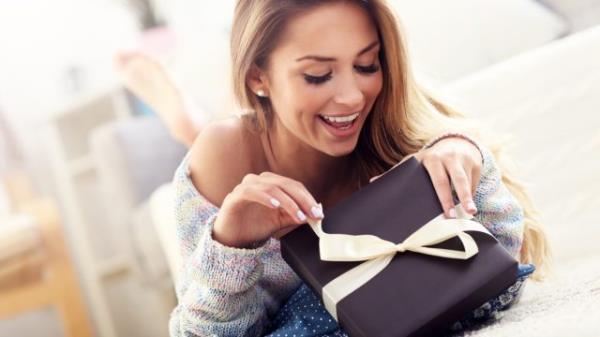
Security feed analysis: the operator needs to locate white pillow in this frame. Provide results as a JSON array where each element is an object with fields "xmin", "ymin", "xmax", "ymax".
[
  {"xmin": 149, "ymin": 183, "xmax": 181, "ymax": 286},
  {"xmin": 537, "ymin": 0, "xmax": 600, "ymax": 32},
  {"xmin": 387, "ymin": 0, "xmax": 568, "ymax": 85}
]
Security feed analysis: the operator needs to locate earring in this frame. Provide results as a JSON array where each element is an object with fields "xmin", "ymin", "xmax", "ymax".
[{"xmin": 256, "ymin": 89, "xmax": 266, "ymax": 97}]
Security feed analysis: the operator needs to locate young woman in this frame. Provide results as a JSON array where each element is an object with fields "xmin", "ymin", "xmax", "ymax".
[{"xmin": 168, "ymin": 1, "xmax": 549, "ymax": 336}]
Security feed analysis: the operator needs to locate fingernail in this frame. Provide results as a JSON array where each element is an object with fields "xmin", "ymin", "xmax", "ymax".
[
  {"xmin": 448, "ymin": 208, "xmax": 457, "ymax": 219},
  {"xmin": 311, "ymin": 205, "xmax": 324, "ymax": 219},
  {"xmin": 296, "ymin": 210, "xmax": 307, "ymax": 222},
  {"xmin": 270, "ymin": 198, "xmax": 280, "ymax": 208},
  {"xmin": 467, "ymin": 200, "xmax": 477, "ymax": 212}
]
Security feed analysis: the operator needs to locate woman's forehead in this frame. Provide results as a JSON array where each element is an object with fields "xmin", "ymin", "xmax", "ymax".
[{"xmin": 272, "ymin": 2, "xmax": 379, "ymax": 62}]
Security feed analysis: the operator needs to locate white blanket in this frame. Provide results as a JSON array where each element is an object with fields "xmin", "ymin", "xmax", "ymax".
[{"xmin": 442, "ymin": 25, "xmax": 600, "ymax": 336}]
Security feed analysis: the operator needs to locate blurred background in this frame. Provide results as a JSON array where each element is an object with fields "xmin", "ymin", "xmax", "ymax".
[{"xmin": 0, "ymin": 0, "xmax": 599, "ymax": 336}]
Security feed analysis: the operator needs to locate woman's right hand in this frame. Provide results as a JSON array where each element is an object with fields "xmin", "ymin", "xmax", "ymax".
[{"xmin": 212, "ymin": 172, "xmax": 324, "ymax": 248}]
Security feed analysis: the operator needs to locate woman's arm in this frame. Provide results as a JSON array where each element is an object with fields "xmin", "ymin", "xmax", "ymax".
[
  {"xmin": 169, "ymin": 214, "xmax": 271, "ymax": 337},
  {"xmin": 472, "ymin": 146, "xmax": 524, "ymax": 258},
  {"xmin": 168, "ymin": 129, "xmax": 301, "ymax": 337}
]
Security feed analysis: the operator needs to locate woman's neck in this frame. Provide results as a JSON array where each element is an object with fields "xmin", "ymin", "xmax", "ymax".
[{"xmin": 259, "ymin": 117, "xmax": 355, "ymax": 207}]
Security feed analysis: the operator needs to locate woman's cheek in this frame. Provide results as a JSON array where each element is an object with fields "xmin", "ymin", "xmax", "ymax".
[
  {"xmin": 367, "ymin": 72, "xmax": 383, "ymax": 96},
  {"xmin": 301, "ymin": 85, "xmax": 333, "ymax": 110}
]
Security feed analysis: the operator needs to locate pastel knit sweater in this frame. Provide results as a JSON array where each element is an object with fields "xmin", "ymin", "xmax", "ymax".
[{"xmin": 168, "ymin": 146, "xmax": 525, "ymax": 337}]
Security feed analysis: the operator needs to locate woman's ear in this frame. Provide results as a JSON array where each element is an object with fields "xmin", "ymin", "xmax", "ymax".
[{"xmin": 247, "ymin": 64, "xmax": 270, "ymax": 97}]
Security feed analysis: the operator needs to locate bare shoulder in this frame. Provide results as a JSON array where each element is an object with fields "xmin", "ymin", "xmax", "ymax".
[{"xmin": 188, "ymin": 117, "xmax": 264, "ymax": 207}]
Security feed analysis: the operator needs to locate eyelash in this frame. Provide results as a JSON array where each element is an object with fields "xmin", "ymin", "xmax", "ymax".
[
  {"xmin": 303, "ymin": 64, "xmax": 380, "ymax": 85},
  {"xmin": 304, "ymin": 72, "xmax": 332, "ymax": 85}
]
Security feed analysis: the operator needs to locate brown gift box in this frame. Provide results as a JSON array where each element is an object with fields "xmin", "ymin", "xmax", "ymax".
[{"xmin": 280, "ymin": 157, "xmax": 517, "ymax": 337}]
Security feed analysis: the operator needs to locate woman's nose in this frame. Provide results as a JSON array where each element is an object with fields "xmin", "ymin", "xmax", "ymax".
[{"xmin": 333, "ymin": 74, "xmax": 364, "ymax": 111}]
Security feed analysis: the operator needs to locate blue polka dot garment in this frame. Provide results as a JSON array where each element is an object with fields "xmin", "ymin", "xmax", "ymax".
[{"xmin": 264, "ymin": 264, "xmax": 535, "ymax": 337}]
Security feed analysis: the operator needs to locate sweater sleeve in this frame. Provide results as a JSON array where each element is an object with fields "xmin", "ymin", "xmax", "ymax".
[
  {"xmin": 472, "ymin": 146, "xmax": 525, "ymax": 258},
  {"xmin": 168, "ymin": 155, "xmax": 301, "ymax": 337}
]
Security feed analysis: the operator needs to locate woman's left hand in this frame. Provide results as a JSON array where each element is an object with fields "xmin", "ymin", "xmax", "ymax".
[
  {"xmin": 415, "ymin": 137, "xmax": 482, "ymax": 218},
  {"xmin": 370, "ymin": 137, "xmax": 483, "ymax": 219}
]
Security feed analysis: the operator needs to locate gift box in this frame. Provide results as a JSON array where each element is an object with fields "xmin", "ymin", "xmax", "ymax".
[{"xmin": 280, "ymin": 157, "xmax": 518, "ymax": 337}]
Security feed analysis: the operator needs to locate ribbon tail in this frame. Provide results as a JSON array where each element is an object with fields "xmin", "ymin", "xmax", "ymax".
[{"xmin": 322, "ymin": 254, "xmax": 394, "ymax": 321}]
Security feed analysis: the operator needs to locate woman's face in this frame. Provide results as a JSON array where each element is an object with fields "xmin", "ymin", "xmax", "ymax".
[{"xmin": 256, "ymin": 2, "xmax": 383, "ymax": 157}]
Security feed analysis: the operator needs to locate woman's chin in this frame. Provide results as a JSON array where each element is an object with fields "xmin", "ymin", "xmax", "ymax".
[{"xmin": 320, "ymin": 140, "xmax": 358, "ymax": 157}]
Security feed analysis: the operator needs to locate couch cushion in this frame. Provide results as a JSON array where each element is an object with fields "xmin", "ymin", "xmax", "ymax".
[
  {"xmin": 91, "ymin": 115, "xmax": 187, "ymax": 205},
  {"xmin": 537, "ymin": 0, "xmax": 600, "ymax": 32},
  {"xmin": 440, "ymin": 26, "xmax": 600, "ymax": 229},
  {"xmin": 130, "ymin": 198, "xmax": 173, "ymax": 289},
  {"xmin": 388, "ymin": 0, "xmax": 568, "ymax": 85},
  {"xmin": 443, "ymin": 24, "xmax": 600, "ymax": 265}
]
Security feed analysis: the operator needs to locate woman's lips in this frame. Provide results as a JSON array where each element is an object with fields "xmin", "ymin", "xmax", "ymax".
[{"xmin": 317, "ymin": 113, "xmax": 360, "ymax": 138}]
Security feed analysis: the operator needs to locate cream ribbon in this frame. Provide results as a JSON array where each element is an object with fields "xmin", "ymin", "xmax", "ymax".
[{"xmin": 305, "ymin": 205, "xmax": 493, "ymax": 321}]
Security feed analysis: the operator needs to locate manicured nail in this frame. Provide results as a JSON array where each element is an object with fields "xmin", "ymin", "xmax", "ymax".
[
  {"xmin": 296, "ymin": 210, "xmax": 307, "ymax": 222},
  {"xmin": 311, "ymin": 205, "xmax": 324, "ymax": 219},
  {"xmin": 448, "ymin": 208, "xmax": 457, "ymax": 219},
  {"xmin": 270, "ymin": 198, "xmax": 280, "ymax": 208},
  {"xmin": 467, "ymin": 200, "xmax": 477, "ymax": 213}
]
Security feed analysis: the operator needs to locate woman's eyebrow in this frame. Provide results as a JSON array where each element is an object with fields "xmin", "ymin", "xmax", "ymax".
[{"xmin": 295, "ymin": 41, "xmax": 380, "ymax": 62}]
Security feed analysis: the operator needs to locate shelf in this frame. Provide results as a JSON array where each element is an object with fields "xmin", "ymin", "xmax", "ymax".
[
  {"xmin": 46, "ymin": 84, "xmax": 126, "ymax": 120},
  {"xmin": 42, "ymin": 83, "xmax": 170, "ymax": 337}
]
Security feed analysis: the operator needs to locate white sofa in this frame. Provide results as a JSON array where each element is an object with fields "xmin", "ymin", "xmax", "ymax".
[
  {"xmin": 95, "ymin": 1, "xmax": 600, "ymax": 336},
  {"xmin": 440, "ymin": 25, "xmax": 600, "ymax": 336}
]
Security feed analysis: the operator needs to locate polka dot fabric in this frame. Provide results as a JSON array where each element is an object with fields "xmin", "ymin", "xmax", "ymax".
[
  {"xmin": 265, "ymin": 283, "xmax": 348, "ymax": 337},
  {"xmin": 265, "ymin": 264, "xmax": 535, "ymax": 337}
]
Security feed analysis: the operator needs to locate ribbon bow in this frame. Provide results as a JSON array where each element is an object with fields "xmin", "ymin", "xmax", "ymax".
[{"xmin": 305, "ymin": 205, "xmax": 492, "ymax": 320}]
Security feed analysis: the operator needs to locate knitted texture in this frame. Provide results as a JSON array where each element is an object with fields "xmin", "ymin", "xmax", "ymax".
[
  {"xmin": 168, "ymin": 145, "xmax": 524, "ymax": 337},
  {"xmin": 472, "ymin": 148, "xmax": 524, "ymax": 258}
]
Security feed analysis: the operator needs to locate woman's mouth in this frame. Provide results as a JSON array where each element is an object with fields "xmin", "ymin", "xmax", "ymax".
[
  {"xmin": 318, "ymin": 112, "xmax": 360, "ymax": 137},
  {"xmin": 319, "ymin": 112, "xmax": 359, "ymax": 129}
]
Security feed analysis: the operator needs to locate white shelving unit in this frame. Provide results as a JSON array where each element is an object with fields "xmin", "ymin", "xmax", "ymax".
[
  {"xmin": 43, "ymin": 85, "xmax": 131, "ymax": 337},
  {"xmin": 43, "ymin": 84, "xmax": 175, "ymax": 337}
]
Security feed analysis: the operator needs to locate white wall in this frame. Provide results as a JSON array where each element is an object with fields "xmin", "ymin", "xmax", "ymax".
[
  {"xmin": 163, "ymin": 0, "xmax": 236, "ymax": 117},
  {"xmin": 0, "ymin": 0, "xmax": 139, "ymax": 129},
  {"xmin": 0, "ymin": 0, "xmax": 140, "ymax": 195}
]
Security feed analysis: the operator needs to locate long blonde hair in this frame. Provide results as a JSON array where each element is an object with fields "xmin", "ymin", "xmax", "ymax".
[{"xmin": 230, "ymin": 0, "xmax": 550, "ymax": 280}]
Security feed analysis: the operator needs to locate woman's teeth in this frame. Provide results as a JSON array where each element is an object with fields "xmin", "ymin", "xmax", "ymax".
[
  {"xmin": 320, "ymin": 112, "xmax": 359, "ymax": 123},
  {"xmin": 319, "ymin": 112, "xmax": 359, "ymax": 130}
]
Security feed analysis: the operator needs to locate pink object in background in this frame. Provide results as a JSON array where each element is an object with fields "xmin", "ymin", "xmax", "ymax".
[{"xmin": 137, "ymin": 25, "xmax": 177, "ymax": 60}]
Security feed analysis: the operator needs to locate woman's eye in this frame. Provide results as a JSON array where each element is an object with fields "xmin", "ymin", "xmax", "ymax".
[
  {"xmin": 302, "ymin": 64, "xmax": 378, "ymax": 85},
  {"xmin": 355, "ymin": 64, "xmax": 380, "ymax": 74},
  {"xmin": 303, "ymin": 72, "xmax": 332, "ymax": 85}
]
